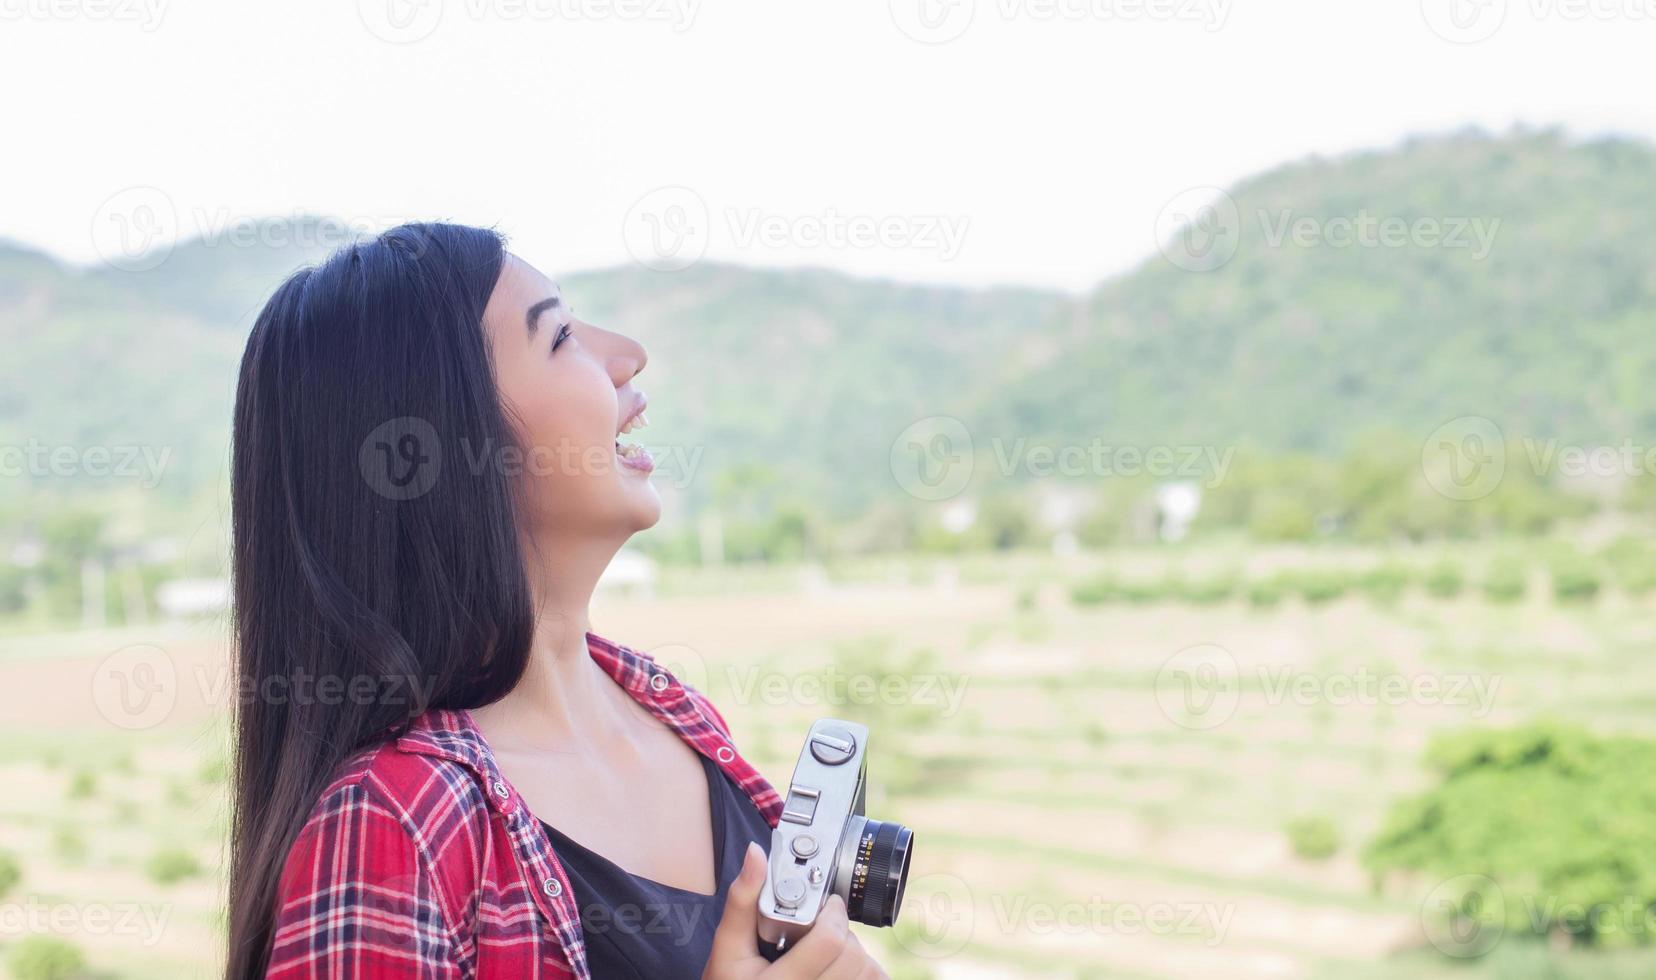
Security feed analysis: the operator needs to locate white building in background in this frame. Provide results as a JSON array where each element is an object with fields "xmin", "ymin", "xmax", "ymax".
[
  {"xmin": 9, "ymin": 536, "xmax": 44, "ymax": 568},
  {"xmin": 1154, "ymin": 481, "xmax": 1203, "ymax": 542},
  {"xmin": 940, "ymin": 498, "xmax": 976, "ymax": 534},
  {"xmin": 1035, "ymin": 485, "xmax": 1091, "ymax": 554},
  {"xmin": 156, "ymin": 578, "xmax": 231, "ymax": 618},
  {"xmin": 1036, "ymin": 485, "xmax": 1090, "ymax": 531},
  {"xmin": 598, "ymin": 549, "xmax": 658, "ymax": 596}
]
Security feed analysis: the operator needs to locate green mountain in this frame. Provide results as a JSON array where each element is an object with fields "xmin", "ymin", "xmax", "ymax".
[
  {"xmin": 3, "ymin": 129, "xmax": 1653, "ymax": 531},
  {"xmin": 988, "ymin": 128, "xmax": 1656, "ymax": 454}
]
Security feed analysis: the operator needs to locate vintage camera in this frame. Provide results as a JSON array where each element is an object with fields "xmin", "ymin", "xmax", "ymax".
[{"xmin": 757, "ymin": 719, "xmax": 914, "ymax": 952}]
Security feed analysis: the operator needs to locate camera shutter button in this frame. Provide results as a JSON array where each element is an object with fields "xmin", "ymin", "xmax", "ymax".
[
  {"xmin": 809, "ymin": 728, "xmax": 857, "ymax": 765},
  {"xmin": 790, "ymin": 834, "xmax": 819, "ymax": 859},
  {"xmin": 774, "ymin": 876, "xmax": 807, "ymax": 909}
]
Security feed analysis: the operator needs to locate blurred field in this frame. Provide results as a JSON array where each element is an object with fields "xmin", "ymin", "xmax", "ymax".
[{"xmin": 2, "ymin": 544, "xmax": 1655, "ymax": 979}]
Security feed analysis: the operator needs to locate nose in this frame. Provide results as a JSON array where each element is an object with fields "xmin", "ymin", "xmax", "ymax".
[{"xmin": 599, "ymin": 327, "xmax": 648, "ymax": 387}]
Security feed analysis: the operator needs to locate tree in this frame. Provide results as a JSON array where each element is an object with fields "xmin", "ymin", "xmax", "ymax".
[{"xmin": 1366, "ymin": 724, "xmax": 1656, "ymax": 949}]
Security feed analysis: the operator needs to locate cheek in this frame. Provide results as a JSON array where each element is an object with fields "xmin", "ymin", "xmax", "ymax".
[
  {"xmin": 501, "ymin": 357, "xmax": 614, "ymax": 452},
  {"xmin": 498, "ymin": 358, "xmax": 622, "ymax": 506}
]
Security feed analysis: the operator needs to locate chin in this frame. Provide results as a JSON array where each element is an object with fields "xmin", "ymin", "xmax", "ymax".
[{"xmin": 622, "ymin": 484, "xmax": 663, "ymax": 532}]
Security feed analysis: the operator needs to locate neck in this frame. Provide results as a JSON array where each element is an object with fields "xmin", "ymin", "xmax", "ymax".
[{"xmin": 472, "ymin": 528, "xmax": 634, "ymax": 749}]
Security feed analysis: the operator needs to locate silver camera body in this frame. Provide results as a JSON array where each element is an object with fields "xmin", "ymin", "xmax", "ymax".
[{"xmin": 757, "ymin": 719, "xmax": 913, "ymax": 952}]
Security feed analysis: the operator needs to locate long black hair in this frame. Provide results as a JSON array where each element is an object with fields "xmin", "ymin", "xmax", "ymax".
[{"xmin": 225, "ymin": 223, "xmax": 535, "ymax": 978}]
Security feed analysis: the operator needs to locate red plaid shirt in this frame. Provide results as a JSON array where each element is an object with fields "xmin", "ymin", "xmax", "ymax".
[{"xmin": 266, "ymin": 632, "xmax": 784, "ymax": 979}]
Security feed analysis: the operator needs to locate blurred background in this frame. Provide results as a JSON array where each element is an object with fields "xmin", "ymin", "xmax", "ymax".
[{"xmin": 4, "ymin": 1, "xmax": 1656, "ymax": 977}]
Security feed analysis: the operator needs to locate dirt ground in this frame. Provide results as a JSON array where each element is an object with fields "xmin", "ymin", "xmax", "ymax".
[{"xmin": 1, "ymin": 558, "xmax": 1651, "ymax": 979}]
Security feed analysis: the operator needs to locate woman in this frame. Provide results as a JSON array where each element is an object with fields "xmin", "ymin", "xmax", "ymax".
[{"xmin": 225, "ymin": 223, "xmax": 888, "ymax": 979}]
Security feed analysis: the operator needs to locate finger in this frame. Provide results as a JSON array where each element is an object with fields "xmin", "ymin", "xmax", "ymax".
[
  {"xmin": 775, "ymin": 894, "xmax": 851, "ymax": 977},
  {"xmin": 858, "ymin": 951, "xmax": 891, "ymax": 980},
  {"xmin": 819, "ymin": 927, "xmax": 869, "ymax": 980},
  {"xmin": 709, "ymin": 840, "xmax": 767, "ymax": 965}
]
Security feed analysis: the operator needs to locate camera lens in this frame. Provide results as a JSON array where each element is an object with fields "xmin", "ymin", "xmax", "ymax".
[{"xmin": 845, "ymin": 819, "xmax": 913, "ymax": 927}]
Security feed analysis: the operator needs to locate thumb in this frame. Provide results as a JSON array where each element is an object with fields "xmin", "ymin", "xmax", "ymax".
[{"xmin": 709, "ymin": 840, "xmax": 767, "ymax": 962}]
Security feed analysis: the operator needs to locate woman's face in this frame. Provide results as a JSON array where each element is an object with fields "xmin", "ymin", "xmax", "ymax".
[{"xmin": 482, "ymin": 254, "xmax": 660, "ymax": 539}]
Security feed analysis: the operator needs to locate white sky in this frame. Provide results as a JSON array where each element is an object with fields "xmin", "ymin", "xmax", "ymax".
[{"xmin": 3, "ymin": 0, "xmax": 1653, "ymax": 291}]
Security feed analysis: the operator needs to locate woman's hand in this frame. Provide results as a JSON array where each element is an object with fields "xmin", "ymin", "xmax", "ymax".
[{"xmin": 704, "ymin": 841, "xmax": 890, "ymax": 980}]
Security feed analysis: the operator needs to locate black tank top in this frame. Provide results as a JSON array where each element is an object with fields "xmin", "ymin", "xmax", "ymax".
[{"xmin": 540, "ymin": 751, "xmax": 773, "ymax": 979}]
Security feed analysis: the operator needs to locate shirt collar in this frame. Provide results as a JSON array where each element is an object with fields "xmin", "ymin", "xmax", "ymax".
[{"xmin": 392, "ymin": 631, "xmax": 682, "ymax": 813}]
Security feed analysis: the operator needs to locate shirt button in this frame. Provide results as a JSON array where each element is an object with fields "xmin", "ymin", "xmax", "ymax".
[
  {"xmin": 649, "ymin": 673, "xmax": 670, "ymax": 693},
  {"xmin": 492, "ymin": 781, "xmax": 509, "ymax": 800},
  {"xmin": 543, "ymin": 877, "xmax": 563, "ymax": 899},
  {"xmin": 715, "ymin": 745, "xmax": 735, "ymax": 764}
]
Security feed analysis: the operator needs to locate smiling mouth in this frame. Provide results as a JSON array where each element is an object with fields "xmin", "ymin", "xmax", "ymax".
[{"xmin": 616, "ymin": 406, "xmax": 653, "ymax": 473}]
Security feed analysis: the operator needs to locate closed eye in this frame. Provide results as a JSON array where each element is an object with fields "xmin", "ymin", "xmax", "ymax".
[{"xmin": 551, "ymin": 322, "xmax": 573, "ymax": 354}]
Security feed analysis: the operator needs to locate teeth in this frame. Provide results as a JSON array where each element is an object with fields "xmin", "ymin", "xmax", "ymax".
[{"xmin": 619, "ymin": 411, "xmax": 649, "ymax": 436}]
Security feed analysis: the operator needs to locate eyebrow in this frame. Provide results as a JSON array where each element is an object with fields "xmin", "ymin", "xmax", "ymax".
[{"xmin": 525, "ymin": 295, "xmax": 561, "ymax": 337}]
